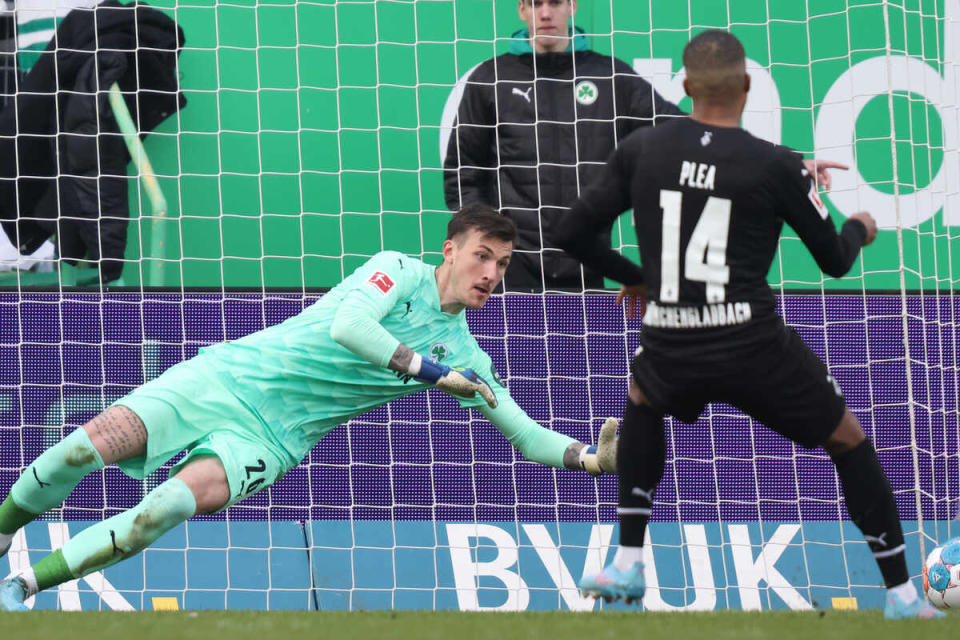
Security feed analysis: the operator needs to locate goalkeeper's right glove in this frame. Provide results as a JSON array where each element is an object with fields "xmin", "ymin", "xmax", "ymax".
[
  {"xmin": 578, "ymin": 417, "xmax": 619, "ymax": 474},
  {"xmin": 410, "ymin": 354, "xmax": 498, "ymax": 409}
]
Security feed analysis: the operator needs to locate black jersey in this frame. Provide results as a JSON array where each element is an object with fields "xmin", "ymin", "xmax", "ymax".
[{"xmin": 556, "ymin": 117, "xmax": 866, "ymax": 358}]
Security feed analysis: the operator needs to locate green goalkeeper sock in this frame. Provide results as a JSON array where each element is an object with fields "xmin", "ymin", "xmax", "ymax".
[
  {"xmin": 7, "ymin": 427, "xmax": 105, "ymax": 518},
  {"xmin": 0, "ymin": 496, "xmax": 37, "ymax": 536},
  {"xmin": 33, "ymin": 550, "xmax": 73, "ymax": 592},
  {"xmin": 8, "ymin": 550, "xmax": 72, "ymax": 598},
  {"xmin": 61, "ymin": 477, "xmax": 196, "ymax": 580},
  {"xmin": 11, "ymin": 482, "xmax": 195, "ymax": 596}
]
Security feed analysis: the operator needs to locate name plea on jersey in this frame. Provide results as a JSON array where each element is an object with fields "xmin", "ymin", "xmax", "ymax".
[
  {"xmin": 679, "ymin": 161, "xmax": 716, "ymax": 190},
  {"xmin": 644, "ymin": 301, "xmax": 752, "ymax": 329}
]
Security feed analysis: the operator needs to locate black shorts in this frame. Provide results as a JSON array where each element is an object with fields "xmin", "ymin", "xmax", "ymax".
[{"xmin": 630, "ymin": 324, "xmax": 846, "ymax": 449}]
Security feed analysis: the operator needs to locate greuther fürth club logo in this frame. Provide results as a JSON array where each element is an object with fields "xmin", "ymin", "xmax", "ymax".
[
  {"xmin": 430, "ymin": 343, "xmax": 448, "ymax": 362},
  {"xmin": 575, "ymin": 80, "xmax": 598, "ymax": 105}
]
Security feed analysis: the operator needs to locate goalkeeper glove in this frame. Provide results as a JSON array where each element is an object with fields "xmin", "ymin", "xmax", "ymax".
[
  {"xmin": 578, "ymin": 417, "xmax": 619, "ymax": 475},
  {"xmin": 410, "ymin": 353, "xmax": 498, "ymax": 409}
]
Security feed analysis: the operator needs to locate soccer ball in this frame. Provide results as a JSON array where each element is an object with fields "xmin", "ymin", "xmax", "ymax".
[{"xmin": 924, "ymin": 537, "xmax": 960, "ymax": 609}]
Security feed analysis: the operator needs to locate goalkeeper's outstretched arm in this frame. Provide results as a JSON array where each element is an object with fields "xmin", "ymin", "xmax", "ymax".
[
  {"xmin": 477, "ymin": 397, "xmax": 618, "ymax": 475},
  {"xmin": 329, "ymin": 291, "xmax": 615, "ymax": 473}
]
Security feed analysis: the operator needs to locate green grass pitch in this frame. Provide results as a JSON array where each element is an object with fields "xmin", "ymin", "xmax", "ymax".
[{"xmin": 0, "ymin": 610, "xmax": 951, "ymax": 640}]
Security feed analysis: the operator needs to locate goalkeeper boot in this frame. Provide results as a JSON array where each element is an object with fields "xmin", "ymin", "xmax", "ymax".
[
  {"xmin": 0, "ymin": 577, "xmax": 28, "ymax": 612},
  {"xmin": 883, "ymin": 592, "xmax": 944, "ymax": 619},
  {"xmin": 578, "ymin": 561, "xmax": 645, "ymax": 605}
]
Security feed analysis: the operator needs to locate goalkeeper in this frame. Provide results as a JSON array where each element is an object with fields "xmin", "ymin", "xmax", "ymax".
[{"xmin": 0, "ymin": 205, "xmax": 617, "ymax": 611}]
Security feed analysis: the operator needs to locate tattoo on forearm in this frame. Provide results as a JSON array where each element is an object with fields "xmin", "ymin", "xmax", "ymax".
[
  {"xmin": 563, "ymin": 442, "xmax": 585, "ymax": 470},
  {"xmin": 388, "ymin": 344, "xmax": 415, "ymax": 373}
]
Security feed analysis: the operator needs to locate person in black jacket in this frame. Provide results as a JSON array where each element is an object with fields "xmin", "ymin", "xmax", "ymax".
[
  {"xmin": 443, "ymin": 0, "xmax": 684, "ymax": 291},
  {"xmin": 443, "ymin": 2, "xmax": 845, "ymax": 292},
  {"xmin": 0, "ymin": 1, "xmax": 185, "ymax": 284}
]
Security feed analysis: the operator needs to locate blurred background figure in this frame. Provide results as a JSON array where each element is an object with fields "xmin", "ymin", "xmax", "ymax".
[
  {"xmin": 443, "ymin": 0, "xmax": 681, "ymax": 291},
  {"xmin": 0, "ymin": 0, "xmax": 185, "ymax": 284}
]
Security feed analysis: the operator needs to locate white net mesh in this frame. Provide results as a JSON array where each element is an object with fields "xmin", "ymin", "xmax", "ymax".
[{"xmin": 0, "ymin": 0, "xmax": 959, "ymax": 611}]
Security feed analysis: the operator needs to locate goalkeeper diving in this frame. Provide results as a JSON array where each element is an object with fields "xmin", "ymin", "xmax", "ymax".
[{"xmin": 0, "ymin": 205, "xmax": 617, "ymax": 611}]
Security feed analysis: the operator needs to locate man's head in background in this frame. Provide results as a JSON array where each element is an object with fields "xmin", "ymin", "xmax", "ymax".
[{"xmin": 518, "ymin": 0, "xmax": 578, "ymax": 54}]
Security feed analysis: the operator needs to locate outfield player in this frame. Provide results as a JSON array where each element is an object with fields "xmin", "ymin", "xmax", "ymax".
[
  {"xmin": 555, "ymin": 30, "xmax": 942, "ymax": 618},
  {"xmin": 0, "ymin": 205, "xmax": 617, "ymax": 611}
]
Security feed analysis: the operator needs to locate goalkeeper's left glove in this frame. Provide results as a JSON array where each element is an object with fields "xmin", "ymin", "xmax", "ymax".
[
  {"xmin": 578, "ymin": 417, "xmax": 618, "ymax": 475},
  {"xmin": 409, "ymin": 353, "xmax": 498, "ymax": 409}
]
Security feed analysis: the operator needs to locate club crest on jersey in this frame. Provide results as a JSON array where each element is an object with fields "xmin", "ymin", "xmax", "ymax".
[
  {"xmin": 700, "ymin": 131, "xmax": 712, "ymax": 146},
  {"xmin": 367, "ymin": 271, "xmax": 395, "ymax": 295},
  {"xmin": 575, "ymin": 80, "xmax": 598, "ymax": 105},
  {"xmin": 430, "ymin": 342, "xmax": 449, "ymax": 362},
  {"xmin": 807, "ymin": 181, "xmax": 829, "ymax": 220}
]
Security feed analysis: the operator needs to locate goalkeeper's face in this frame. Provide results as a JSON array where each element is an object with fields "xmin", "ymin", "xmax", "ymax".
[{"xmin": 444, "ymin": 230, "xmax": 512, "ymax": 309}]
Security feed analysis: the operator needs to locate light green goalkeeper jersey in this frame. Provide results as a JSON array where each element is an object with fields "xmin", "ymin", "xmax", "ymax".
[{"xmin": 199, "ymin": 251, "xmax": 575, "ymax": 465}]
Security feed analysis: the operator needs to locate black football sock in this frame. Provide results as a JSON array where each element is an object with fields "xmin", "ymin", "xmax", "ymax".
[
  {"xmin": 832, "ymin": 438, "xmax": 908, "ymax": 588},
  {"xmin": 617, "ymin": 400, "xmax": 666, "ymax": 548}
]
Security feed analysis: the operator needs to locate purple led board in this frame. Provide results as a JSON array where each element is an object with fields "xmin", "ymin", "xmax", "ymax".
[{"xmin": 1, "ymin": 293, "xmax": 957, "ymax": 523}]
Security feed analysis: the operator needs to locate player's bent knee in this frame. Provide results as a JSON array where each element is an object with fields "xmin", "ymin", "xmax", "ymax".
[
  {"xmin": 82, "ymin": 405, "xmax": 148, "ymax": 465},
  {"xmin": 823, "ymin": 409, "xmax": 866, "ymax": 457},
  {"xmin": 174, "ymin": 455, "xmax": 231, "ymax": 514}
]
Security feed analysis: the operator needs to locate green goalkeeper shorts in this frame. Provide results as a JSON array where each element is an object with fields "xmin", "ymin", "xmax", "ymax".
[{"xmin": 112, "ymin": 356, "xmax": 296, "ymax": 510}]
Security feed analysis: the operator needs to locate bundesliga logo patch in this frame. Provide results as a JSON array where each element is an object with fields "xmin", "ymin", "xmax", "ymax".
[
  {"xmin": 367, "ymin": 271, "xmax": 395, "ymax": 295},
  {"xmin": 807, "ymin": 181, "xmax": 829, "ymax": 220}
]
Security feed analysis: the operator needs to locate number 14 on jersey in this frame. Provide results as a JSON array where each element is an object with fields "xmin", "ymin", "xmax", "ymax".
[{"xmin": 659, "ymin": 189, "xmax": 731, "ymax": 304}]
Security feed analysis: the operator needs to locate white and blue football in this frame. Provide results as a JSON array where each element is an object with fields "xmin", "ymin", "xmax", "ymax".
[{"xmin": 924, "ymin": 537, "xmax": 960, "ymax": 609}]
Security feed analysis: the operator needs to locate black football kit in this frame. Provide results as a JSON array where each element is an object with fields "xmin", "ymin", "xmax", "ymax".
[
  {"xmin": 556, "ymin": 117, "xmax": 868, "ymax": 445},
  {"xmin": 559, "ymin": 116, "xmax": 911, "ymax": 592}
]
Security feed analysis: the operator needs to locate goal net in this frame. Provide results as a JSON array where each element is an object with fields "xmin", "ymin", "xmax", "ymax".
[{"xmin": 1, "ymin": 0, "xmax": 959, "ymax": 612}]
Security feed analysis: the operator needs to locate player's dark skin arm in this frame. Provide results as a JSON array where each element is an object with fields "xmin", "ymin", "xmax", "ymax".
[
  {"xmin": 554, "ymin": 209, "xmax": 645, "ymax": 286},
  {"xmin": 553, "ymin": 142, "xmax": 645, "ymax": 286},
  {"xmin": 390, "ymin": 344, "xmax": 587, "ymax": 468},
  {"xmin": 773, "ymin": 151, "xmax": 877, "ymax": 278},
  {"xmin": 800, "ymin": 216, "xmax": 869, "ymax": 278}
]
